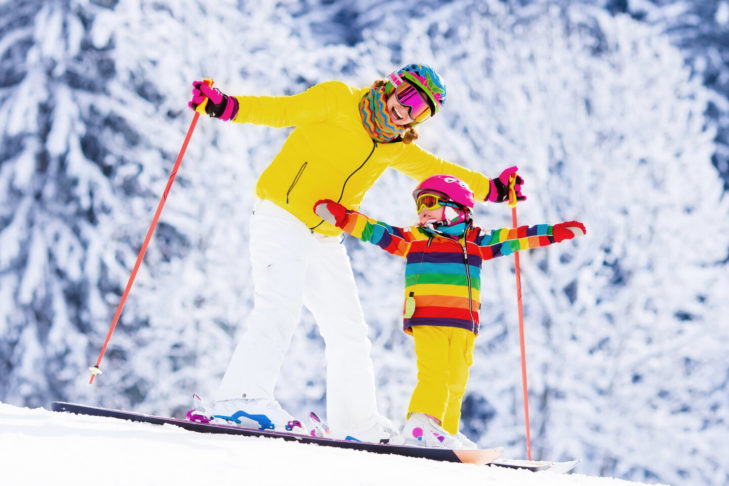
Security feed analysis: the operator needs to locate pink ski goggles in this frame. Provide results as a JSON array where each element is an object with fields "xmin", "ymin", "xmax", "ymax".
[{"xmin": 394, "ymin": 82, "xmax": 432, "ymax": 123}]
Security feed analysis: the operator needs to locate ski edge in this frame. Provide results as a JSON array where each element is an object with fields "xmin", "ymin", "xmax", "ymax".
[{"xmin": 490, "ymin": 458, "xmax": 579, "ymax": 473}]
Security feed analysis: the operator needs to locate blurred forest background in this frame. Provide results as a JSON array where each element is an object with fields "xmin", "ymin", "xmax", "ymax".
[{"xmin": 1, "ymin": 1, "xmax": 728, "ymax": 484}]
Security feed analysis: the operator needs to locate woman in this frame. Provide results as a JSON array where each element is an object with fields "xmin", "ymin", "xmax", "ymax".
[{"xmin": 188, "ymin": 64, "xmax": 524, "ymax": 442}]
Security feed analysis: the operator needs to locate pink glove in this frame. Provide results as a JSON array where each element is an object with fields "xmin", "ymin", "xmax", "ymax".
[
  {"xmin": 487, "ymin": 166, "xmax": 526, "ymax": 203},
  {"xmin": 314, "ymin": 199, "xmax": 347, "ymax": 227},
  {"xmin": 553, "ymin": 221, "xmax": 587, "ymax": 242},
  {"xmin": 188, "ymin": 80, "xmax": 239, "ymax": 121}
]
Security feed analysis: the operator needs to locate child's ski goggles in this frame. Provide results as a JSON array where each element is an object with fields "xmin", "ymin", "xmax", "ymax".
[
  {"xmin": 395, "ymin": 82, "xmax": 432, "ymax": 123},
  {"xmin": 416, "ymin": 193, "xmax": 450, "ymax": 212}
]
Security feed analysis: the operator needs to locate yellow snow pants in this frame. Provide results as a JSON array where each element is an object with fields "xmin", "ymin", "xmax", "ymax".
[{"xmin": 407, "ymin": 325, "xmax": 476, "ymax": 434}]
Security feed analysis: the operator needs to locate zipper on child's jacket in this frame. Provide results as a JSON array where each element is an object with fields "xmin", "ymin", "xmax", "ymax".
[
  {"xmin": 309, "ymin": 140, "xmax": 378, "ymax": 231},
  {"xmin": 458, "ymin": 233, "xmax": 477, "ymax": 333}
]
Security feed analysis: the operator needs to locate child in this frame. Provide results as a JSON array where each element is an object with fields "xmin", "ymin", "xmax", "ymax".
[{"xmin": 313, "ymin": 174, "xmax": 585, "ymax": 448}]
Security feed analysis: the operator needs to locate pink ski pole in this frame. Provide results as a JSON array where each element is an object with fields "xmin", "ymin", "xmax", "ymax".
[
  {"xmin": 89, "ymin": 81, "xmax": 212, "ymax": 384},
  {"xmin": 509, "ymin": 175, "xmax": 532, "ymax": 460}
]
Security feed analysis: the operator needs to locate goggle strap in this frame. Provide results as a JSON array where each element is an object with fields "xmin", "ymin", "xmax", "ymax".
[
  {"xmin": 388, "ymin": 72, "xmax": 405, "ymax": 87},
  {"xmin": 439, "ymin": 200, "xmax": 467, "ymax": 211}
]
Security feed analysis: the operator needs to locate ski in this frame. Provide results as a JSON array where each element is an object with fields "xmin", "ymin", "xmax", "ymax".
[
  {"xmin": 51, "ymin": 402, "xmax": 576, "ymax": 472},
  {"xmin": 51, "ymin": 402, "xmax": 500, "ymax": 465}
]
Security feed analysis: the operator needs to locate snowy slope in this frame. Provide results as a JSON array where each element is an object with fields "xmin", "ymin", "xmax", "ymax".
[{"xmin": 0, "ymin": 402, "xmax": 666, "ymax": 486}]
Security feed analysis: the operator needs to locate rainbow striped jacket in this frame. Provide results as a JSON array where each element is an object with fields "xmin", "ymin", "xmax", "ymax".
[{"xmin": 336, "ymin": 209, "xmax": 562, "ymax": 335}]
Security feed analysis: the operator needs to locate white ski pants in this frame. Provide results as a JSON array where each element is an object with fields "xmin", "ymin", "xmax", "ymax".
[{"xmin": 216, "ymin": 200, "xmax": 380, "ymax": 434}]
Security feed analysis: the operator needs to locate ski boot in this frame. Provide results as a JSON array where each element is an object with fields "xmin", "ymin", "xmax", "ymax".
[
  {"xmin": 187, "ymin": 394, "xmax": 306, "ymax": 434},
  {"xmin": 401, "ymin": 413, "xmax": 461, "ymax": 448}
]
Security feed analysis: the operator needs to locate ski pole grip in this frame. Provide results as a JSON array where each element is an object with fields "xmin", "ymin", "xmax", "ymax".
[
  {"xmin": 195, "ymin": 78, "xmax": 215, "ymax": 115},
  {"xmin": 508, "ymin": 174, "xmax": 517, "ymax": 208}
]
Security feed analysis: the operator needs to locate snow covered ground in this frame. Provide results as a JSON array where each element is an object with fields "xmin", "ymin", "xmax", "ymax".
[{"xmin": 0, "ymin": 402, "xmax": 667, "ymax": 486}]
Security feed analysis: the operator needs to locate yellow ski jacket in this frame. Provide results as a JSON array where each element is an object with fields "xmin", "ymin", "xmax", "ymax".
[{"xmin": 233, "ymin": 81, "xmax": 493, "ymax": 237}]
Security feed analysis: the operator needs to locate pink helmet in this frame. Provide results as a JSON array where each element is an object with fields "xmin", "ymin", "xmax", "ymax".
[{"xmin": 412, "ymin": 175, "xmax": 475, "ymax": 209}]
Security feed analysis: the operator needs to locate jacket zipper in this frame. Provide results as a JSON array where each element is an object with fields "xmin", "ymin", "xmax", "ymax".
[
  {"xmin": 286, "ymin": 162, "xmax": 308, "ymax": 204},
  {"xmin": 458, "ymin": 234, "xmax": 477, "ymax": 333},
  {"xmin": 309, "ymin": 141, "xmax": 378, "ymax": 231}
]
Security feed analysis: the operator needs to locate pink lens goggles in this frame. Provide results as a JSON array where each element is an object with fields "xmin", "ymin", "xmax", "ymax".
[{"xmin": 395, "ymin": 82, "xmax": 432, "ymax": 123}]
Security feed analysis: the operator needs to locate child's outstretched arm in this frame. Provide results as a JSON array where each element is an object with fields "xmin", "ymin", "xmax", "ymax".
[
  {"xmin": 314, "ymin": 199, "xmax": 411, "ymax": 257},
  {"xmin": 477, "ymin": 221, "xmax": 586, "ymax": 261}
]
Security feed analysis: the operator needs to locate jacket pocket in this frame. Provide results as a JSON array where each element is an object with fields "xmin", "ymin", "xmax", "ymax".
[{"xmin": 286, "ymin": 162, "xmax": 308, "ymax": 204}]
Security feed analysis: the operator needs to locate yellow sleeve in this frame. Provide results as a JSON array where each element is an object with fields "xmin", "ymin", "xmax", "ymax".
[
  {"xmin": 389, "ymin": 143, "xmax": 493, "ymax": 202},
  {"xmin": 231, "ymin": 81, "xmax": 350, "ymax": 128}
]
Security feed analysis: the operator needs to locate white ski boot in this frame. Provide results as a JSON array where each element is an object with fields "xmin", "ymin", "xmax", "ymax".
[
  {"xmin": 402, "ymin": 412, "xmax": 461, "ymax": 448},
  {"xmin": 188, "ymin": 394, "xmax": 306, "ymax": 434}
]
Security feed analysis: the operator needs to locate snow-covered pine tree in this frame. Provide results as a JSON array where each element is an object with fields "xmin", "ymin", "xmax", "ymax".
[
  {"xmin": 0, "ymin": 0, "xmax": 147, "ymax": 406},
  {"xmin": 595, "ymin": 0, "xmax": 729, "ymax": 189},
  {"xmin": 0, "ymin": 0, "xmax": 255, "ymax": 409}
]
